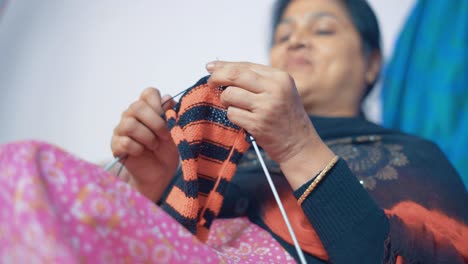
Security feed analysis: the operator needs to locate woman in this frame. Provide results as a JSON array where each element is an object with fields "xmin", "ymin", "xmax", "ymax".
[
  {"xmin": 1, "ymin": 0, "xmax": 465, "ymax": 263},
  {"xmin": 111, "ymin": 0, "xmax": 467, "ymax": 263}
]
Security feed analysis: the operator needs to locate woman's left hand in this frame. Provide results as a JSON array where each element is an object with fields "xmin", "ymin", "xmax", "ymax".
[{"xmin": 206, "ymin": 61, "xmax": 335, "ymax": 188}]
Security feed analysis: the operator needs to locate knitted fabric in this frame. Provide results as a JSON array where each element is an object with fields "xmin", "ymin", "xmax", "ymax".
[{"xmin": 161, "ymin": 76, "xmax": 251, "ymax": 241}]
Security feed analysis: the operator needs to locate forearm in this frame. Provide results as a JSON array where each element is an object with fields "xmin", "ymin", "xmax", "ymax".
[
  {"xmin": 280, "ymin": 136, "xmax": 336, "ymax": 190},
  {"xmin": 293, "ymin": 159, "xmax": 388, "ymax": 263},
  {"xmin": 293, "ymin": 159, "xmax": 468, "ymax": 263}
]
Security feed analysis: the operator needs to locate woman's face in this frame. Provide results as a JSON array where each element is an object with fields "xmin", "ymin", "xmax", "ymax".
[{"xmin": 270, "ymin": 0, "xmax": 377, "ymax": 115}]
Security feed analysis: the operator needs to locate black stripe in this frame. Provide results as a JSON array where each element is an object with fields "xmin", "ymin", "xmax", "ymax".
[
  {"xmin": 191, "ymin": 138, "xmax": 231, "ymax": 151},
  {"xmin": 173, "ymin": 178, "xmax": 198, "ymax": 198},
  {"xmin": 172, "ymin": 75, "xmax": 210, "ymax": 113},
  {"xmin": 190, "ymin": 141, "xmax": 231, "ymax": 162},
  {"xmin": 198, "ymin": 176, "xmax": 215, "ymax": 195},
  {"xmin": 190, "ymin": 75, "xmax": 210, "ymax": 88},
  {"xmin": 178, "ymin": 140, "xmax": 233, "ymax": 162},
  {"xmin": 202, "ymin": 208, "xmax": 216, "ymax": 228},
  {"xmin": 215, "ymin": 178, "xmax": 230, "ymax": 194},
  {"xmin": 160, "ymin": 203, "xmax": 197, "ymax": 234},
  {"xmin": 178, "ymin": 105, "xmax": 240, "ymax": 130},
  {"xmin": 229, "ymin": 148, "xmax": 245, "ymax": 164},
  {"xmin": 166, "ymin": 117, "xmax": 177, "ymax": 130},
  {"xmin": 178, "ymin": 140, "xmax": 195, "ymax": 161}
]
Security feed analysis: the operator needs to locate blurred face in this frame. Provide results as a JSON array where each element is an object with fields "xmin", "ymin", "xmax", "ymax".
[{"xmin": 270, "ymin": 0, "xmax": 374, "ymax": 116}]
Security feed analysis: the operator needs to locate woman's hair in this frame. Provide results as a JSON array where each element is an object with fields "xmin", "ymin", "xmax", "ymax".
[{"xmin": 271, "ymin": 0, "xmax": 382, "ymax": 97}]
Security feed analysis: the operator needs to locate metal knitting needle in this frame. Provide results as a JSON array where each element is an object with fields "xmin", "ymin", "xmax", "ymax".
[
  {"xmin": 249, "ymin": 136, "xmax": 307, "ymax": 264},
  {"xmin": 103, "ymin": 156, "xmax": 123, "ymax": 171}
]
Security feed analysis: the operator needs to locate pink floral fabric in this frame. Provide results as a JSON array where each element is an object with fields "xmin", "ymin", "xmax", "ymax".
[{"xmin": 0, "ymin": 141, "xmax": 295, "ymax": 263}]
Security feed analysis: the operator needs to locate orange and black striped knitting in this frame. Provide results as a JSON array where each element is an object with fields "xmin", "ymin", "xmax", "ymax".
[{"xmin": 161, "ymin": 76, "xmax": 251, "ymax": 241}]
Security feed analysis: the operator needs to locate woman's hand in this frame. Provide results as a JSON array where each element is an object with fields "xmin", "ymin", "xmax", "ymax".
[
  {"xmin": 206, "ymin": 61, "xmax": 335, "ymax": 189},
  {"xmin": 111, "ymin": 88, "xmax": 179, "ymax": 201}
]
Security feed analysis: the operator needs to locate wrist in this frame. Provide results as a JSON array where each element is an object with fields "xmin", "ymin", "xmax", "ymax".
[
  {"xmin": 279, "ymin": 136, "xmax": 335, "ymax": 190},
  {"xmin": 129, "ymin": 176, "xmax": 168, "ymax": 202}
]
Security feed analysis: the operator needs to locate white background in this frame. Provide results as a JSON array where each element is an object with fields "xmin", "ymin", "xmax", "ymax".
[{"xmin": 0, "ymin": 0, "xmax": 415, "ymax": 163}]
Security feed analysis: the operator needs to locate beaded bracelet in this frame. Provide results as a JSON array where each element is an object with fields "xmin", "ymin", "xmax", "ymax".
[{"xmin": 297, "ymin": 155, "xmax": 340, "ymax": 205}]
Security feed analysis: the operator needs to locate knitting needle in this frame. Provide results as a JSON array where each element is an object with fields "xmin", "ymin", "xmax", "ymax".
[
  {"xmin": 249, "ymin": 136, "xmax": 307, "ymax": 264},
  {"xmin": 103, "ymin": 156, "xmax": 123, "ymax": 171}
]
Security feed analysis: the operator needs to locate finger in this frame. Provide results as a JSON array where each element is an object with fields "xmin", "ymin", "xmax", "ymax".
[
  {"xmin": 112, "ymin": 135, "xmax": 145, "ymax": 157},
  {"xmin": 115, "ymin": 116, "xmax": 160, "ymax": 151},
  {"xmin": 225, "ymin": 106, "xmax": 257, "ymax": 135},
  {"xmin": 220, "ymin": 86, "xmax": 257, "ymax": 111},
  {"xmin": 140, "ymin": 87, "xmax": 165, "ymax": 115},
  {"xmin": 207, "ymin": 60, "xmax": 279, "ymax": 76},
  {"xmin": 126, "ymin": 100, "xmax": 171, "ymax": 140},
  {"xmin": 161, "ymin": 94, "xmax": 177, "ymax": 111},
  {"xmin": 206, "ymin": 61, "xmax": 273, "ymax": 93}
]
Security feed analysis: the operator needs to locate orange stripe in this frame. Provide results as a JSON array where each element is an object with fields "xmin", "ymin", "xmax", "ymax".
[
  {"xmin": 198, "ymin": 159, "xmax": 240, "ymax": 182},
  {"xmin": 180, "ymin": 159, "xmax": 198, "ymax": 181},
  {"xmin": 165, "ymin": 186, "xmax": 198, "ymax": 219},
  {"xmin": 168, "ymin": 124, "xmax": 185, "ymax": 146},
  {"xmin": 165, "ymin": 109, "xmax": 177, "ymax": 120},
  {"xmin": 198, "ymin": 195, "xmax": 208, "ymax": 207},
  {"xmin": 196, "ymin": 226, "xmax": 211, "ymax": 242},
  {"xmin": 198, "ymin": 160, "xmax": 224, "ymax": 178},
  {"xmin": 177, "ymin": 85, "xmax": 225, "ymax": 115},
  {"xmin": 217, "ymin": 162, "xmax": 238, "ymax": 181},
  {"xmin": 201, "ymin": 191, "xmax": 224, "ymax": 216},
  {"xmin": 180, "ymin": 100, "xmax": 226, "ymax": 116},
  {"xmin": 181, "ymin": 122, "xmax": 240, "ymax": 142}
]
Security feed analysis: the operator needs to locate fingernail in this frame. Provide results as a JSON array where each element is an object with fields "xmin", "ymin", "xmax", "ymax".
[
  {"xmin": 206, "ymin": 61, "xmax": 217, "ymax": 72},
  {"xmin": 161, "ymin": 95, "xmax": 172, "ymax": 106}
]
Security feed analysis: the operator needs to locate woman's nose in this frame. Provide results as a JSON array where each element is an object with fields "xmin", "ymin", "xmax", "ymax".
[{"xmin": 287, "ymin": 29, "xmax": 310, "ymax": 50}]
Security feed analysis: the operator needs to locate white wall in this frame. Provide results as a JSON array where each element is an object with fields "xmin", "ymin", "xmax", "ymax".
[{"xmin": 0, "ymin": 0, "xmax": 415, "ymax": 163}]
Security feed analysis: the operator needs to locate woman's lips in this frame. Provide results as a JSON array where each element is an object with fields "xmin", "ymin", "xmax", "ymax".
[{"xmin": 285, "ymin": 57, "xmax": 312, "ymax": 70}]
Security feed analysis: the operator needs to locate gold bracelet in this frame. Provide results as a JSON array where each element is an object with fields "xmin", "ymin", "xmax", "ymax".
[{"xmin": 297, "ymin": 156, "xmax": 339, "ymax": 205}]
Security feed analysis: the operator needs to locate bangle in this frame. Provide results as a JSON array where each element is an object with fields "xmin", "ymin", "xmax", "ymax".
[{"xmin": 297, "ymin": 156, "xmax": 339, "ymax": 205}]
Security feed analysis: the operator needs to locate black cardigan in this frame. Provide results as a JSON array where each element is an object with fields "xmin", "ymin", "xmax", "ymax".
[{"xmin": 218, "ymin": 116, "xmax": 467, "ymax": 263}]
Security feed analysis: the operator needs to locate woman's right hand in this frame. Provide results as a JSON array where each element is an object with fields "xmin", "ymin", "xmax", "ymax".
[{"xmin": 111, "ymin": 87, "xmax": 179, "ymax": 202}]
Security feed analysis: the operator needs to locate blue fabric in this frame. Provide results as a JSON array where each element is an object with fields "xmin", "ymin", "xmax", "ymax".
[{"xmin": 382, "ymin": 0, "xmax": 468, "ymax": 189}]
